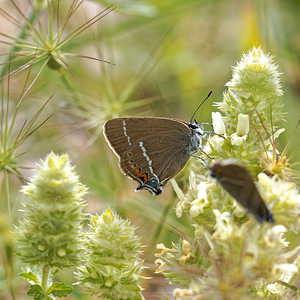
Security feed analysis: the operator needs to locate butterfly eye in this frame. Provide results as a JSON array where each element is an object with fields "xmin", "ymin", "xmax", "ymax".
[
  {"xmin": 263, "ymin": 213, "xmax": 275, "ymax": 223},
  {"xmin": 210, "ymin": 168, "xmax": 222, "ymax": 178},
  {"xmin": 189, "ymin": 123, "xmax": 198, "ymax": 130},
  {"xmin": 210, "ymin": 171, "xmax": 217, "ymax": 178}
]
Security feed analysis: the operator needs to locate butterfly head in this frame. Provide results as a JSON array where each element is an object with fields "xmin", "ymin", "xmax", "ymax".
[
  {"xmin": 188, "ymin": 120, "xmax": 207, "ymax": 139},
  {"xmin": 208, "ymin": 161, "xmax": 223, "ymax": 180},
  {"xmin": 259, "ymin": 212, "xmax": 275, "ymax": 223}
]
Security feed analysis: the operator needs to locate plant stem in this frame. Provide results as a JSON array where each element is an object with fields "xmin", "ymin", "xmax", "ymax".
[
  {"xmin": 60, "ymin": 73, "xmax": 85, "ymax": 107},
  {"xmin": 41, "ymin": 265, "xmax": 50, "ymax": 293},
  {"xmin": 4, "ymin": 170, "xmax": 11, "ymax": 223},
  {"xmin": 9, "ymin": 280, "xmax": 16, "ymax": 300}
]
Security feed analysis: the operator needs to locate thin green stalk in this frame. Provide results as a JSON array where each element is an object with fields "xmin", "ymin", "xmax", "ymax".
[
  {"xmin": 10, "ymin": 0, "xmax": 48, "ymax": 48},
  {"xmin": 1, "ymin": 81, "xmax": 4, "ymax": 143},
  {"xmin": 60, "ymin": 73, "xmax": 85, "ymax": 107},
  {"xmin": 4, "ymin": 57, "xmax": 48, "ymax": 150},
  {"xmin": 153, "ymin": 196, "xmax": 175, "ymax": 244},
  {"xmin": 0, "ymin": 3, "xmax": 41, "ymax": 80},
  {"xmin": 48, "ymin": 0, "xmax": 55, "ymax": 45},
  {"xmin": 3, "ymin": 77, "xmax": 9, "ymax": 152},
  {"xmin": 54, "ymin": 0, "xmax": 79, "ymax": 44},
  {"xmin": 4, "ymin": 170, "xmax": 11, "ymax": 223},
  {"xmin": 277, "ymin": 280, "xmax": 298, "ymax": 292},
  {"xmin": 9, "ymin": 284, "xmax": 16, "ymax": 300},
  {"xmin": 41, "ymin": 265, "xmax": 50, "ymax": 293},
  {"xmin": 7, "ymin": 258, "xmax": 16, "ymax": 300},
  {"xmin": 0, "ymin": 239, "xmax": 16, "ymax": 300},
  {"xmin": 57, "ymin": 6, "xmax": 115, "ymax": 49}
]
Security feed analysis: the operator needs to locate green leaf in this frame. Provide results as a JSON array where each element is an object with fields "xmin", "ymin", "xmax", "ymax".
[
  {"xmin": 46, "ymin": 282, "xmax": 74, "ymax": 297},
  {"xmin": 27, "ymin": 284, "xmax": 45, "ymax": 300},
  {"xmin": 20, "ymin": 271, "xmax": 39, "ymax": 284}
]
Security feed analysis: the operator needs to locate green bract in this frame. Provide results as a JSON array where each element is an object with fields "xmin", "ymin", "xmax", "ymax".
[
  {"xmin": 76, "ymin": 208, "xmax": 146, "ymax": 300},
  {"xmin": 16, "ymin": 152, "xmax": 86, "ymax": 268}
]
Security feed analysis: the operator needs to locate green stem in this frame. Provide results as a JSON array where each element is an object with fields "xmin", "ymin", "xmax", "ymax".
[
  {"xmin": 152, "ymin": 194, "xmax": 175, "ymax": 243},
  {"xmin": 9, "ymin": 275, "xmax": 16, "ymax": 300},
  {"xmin": 4, "ymin": 170, "xmax": 11, "ymax": 223},
  {"xmin": 0, "ymin": 219, "xmax": 15, "ymax": 300},
  {"xmin": 277, "ymin": 280, "xmax": 299, "ymax": 292},
  {"xmin": 60, "ymin": 73, "xmax": 86, "ymax": 108},
  {"xmin": 41, "ymin": 265, "xmax": 50, "ymax": 293}
]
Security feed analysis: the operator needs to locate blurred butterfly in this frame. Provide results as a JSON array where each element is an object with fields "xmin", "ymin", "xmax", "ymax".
[{"xmin": 208, "ymin": 160, "xmax": 275, "ymax": 223}]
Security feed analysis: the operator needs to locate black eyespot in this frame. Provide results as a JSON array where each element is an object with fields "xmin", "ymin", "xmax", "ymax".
[
  {"xmin": 130, "ymin": 159, "xmax": 133, "ymax": 163},
  {"xmin": 147, "ymin": 178, "xmax": 159, "ymax": 188}
]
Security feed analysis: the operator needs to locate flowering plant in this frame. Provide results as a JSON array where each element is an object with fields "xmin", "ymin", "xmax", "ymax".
[{"xmin": 156, "ymin": 47, "xmax": 300, "ymax": 299}]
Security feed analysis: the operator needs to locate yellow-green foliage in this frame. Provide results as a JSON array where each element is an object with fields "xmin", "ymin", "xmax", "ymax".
[{"xmin": 76, "ymin": 208, "xmax": 145, "ymax": 300}]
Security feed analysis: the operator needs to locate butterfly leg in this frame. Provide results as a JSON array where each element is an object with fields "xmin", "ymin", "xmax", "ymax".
[
  {"xmin": 198, "ymin": 147, "xmax": 214, "ymax": 160},
  {"xmin": 191, "ymin": 154, "xmax": 208, "ymax": 167},
  {"xmin": 205, "ymin": 130, "xmax": 225, "ymax": 139},
  {"xmin": 199, "ymin": 122, "xmax": 225, "ymax": 139}
]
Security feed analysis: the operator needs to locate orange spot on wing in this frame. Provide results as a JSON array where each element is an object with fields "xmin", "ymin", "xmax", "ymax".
[
  {"xmin": 130, "ymin": 162, "xmax": 148, "ymax": 182},
  {"xmin": 140, "ymin": 173, "xmax": 148, "ymax": 183}
]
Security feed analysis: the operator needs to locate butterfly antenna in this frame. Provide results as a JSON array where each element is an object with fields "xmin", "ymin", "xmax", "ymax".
[{"xmin": 189, "ymin": 91, "xmax": 212, "ymax": 123}]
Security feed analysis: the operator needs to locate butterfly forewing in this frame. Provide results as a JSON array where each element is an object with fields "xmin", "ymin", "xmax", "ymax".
[{"xmin": 103, "ymin": 117, "xmax": 192, "ymax": 194}]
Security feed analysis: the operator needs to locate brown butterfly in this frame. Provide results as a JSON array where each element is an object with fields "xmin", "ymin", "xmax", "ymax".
[
  {"xmin": 103, "ymin": 92, "xmax": 221, "ymax": 195},
  {"xmin": 208, "ymin": 160, "xmax": 275, "ymax": 223}
]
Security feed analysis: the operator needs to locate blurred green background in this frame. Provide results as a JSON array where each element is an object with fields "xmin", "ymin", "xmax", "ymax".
[{"xmin": 1, "ymin": 0, "xmax": 300, "ymax": 298}]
